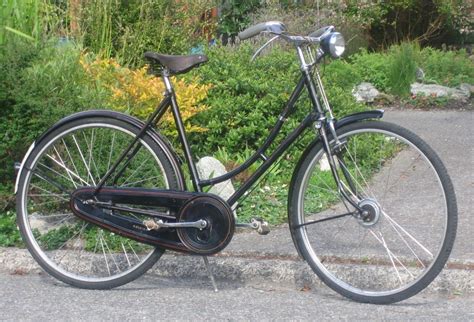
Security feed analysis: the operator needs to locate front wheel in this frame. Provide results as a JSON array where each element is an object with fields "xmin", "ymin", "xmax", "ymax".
[
  {"xmin": 16, "ymin": 115, "xmax": 181, "ymax": 289},
  {"xmin": 289, "ymin": 121, "xmax": 457, "ymax": 304}
]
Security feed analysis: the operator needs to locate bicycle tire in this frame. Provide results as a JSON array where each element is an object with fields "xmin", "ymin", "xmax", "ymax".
[
  {"xmin": 16, "ymin": 115, "xmax": 181, "ymax": 289},
  {"xmin": 288, "ymin": 121, "xmax": 457, "ymax": 304}
]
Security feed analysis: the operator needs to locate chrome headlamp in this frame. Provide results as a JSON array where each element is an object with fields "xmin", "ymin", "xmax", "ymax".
[{"xmin": 321, "ymin": 32, "xmax": 345, "ymax": 58}]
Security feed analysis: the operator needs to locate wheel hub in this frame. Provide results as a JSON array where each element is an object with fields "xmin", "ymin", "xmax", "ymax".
[{"xmin": 357, "ymin": 198, "xmax": 381, "ymax": 227}]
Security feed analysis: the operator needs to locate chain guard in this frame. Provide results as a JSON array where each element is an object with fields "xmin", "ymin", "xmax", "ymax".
[
  {"xmin": 177, "ymin": 195, "xmax": 235, "ymax": 255},
  {"xmin": 70, "ymin": 187, "xmax": 234, "ymax": 254}
]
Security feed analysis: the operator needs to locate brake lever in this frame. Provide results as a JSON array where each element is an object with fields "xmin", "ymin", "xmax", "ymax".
[{"xmin": 251, "ymin": 35, "xmax": 280, "ymax": 62}]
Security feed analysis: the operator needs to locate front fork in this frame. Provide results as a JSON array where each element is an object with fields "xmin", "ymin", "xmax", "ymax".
[
  {"xmin": 307, "ymin": 67, "xmax": 363, "ymax": 213},
  {"xmin": 315, "ymin": 117, "xmax": 361, "ymax": 212}
]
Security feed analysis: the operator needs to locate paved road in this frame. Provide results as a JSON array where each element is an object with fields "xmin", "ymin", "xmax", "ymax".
[
  {"xmin": 1, "ymin": 273, "xmax": 473, "ymax": 321},
  {"xmin": 384, "ymin": 109, "xmax": 473, "ymax": 262}
]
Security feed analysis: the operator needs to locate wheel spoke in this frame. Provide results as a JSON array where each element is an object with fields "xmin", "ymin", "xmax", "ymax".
[
  {"xmin": 45, "ymin": 153, "xmax": 89, "ymax": 186},
  {"xmin": 293, "ymin": 123, "xmax": 454, "ymax": 302},
  {"xmin": 72, "ymin": 134, "xmax": 97, "ymax": 186},
  {"xmin": 382, "ymin": 210, "xmax": 434, "ymax": 258},
  {"xmin": 52, "ymin": 147, "xmax": 78, "ymax": 188},
  {"xmin": 99, "ymin": 232, "xmax": 111, "ymax": 276}
]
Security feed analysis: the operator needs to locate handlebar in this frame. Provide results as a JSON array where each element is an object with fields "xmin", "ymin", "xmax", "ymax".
[
  {"xmin": 238, "ymin": 21, "xmax": 287, "ymax": 40},
  {"xmin": 239, "ymin": 21, "xmax": 338, "ymax": 62},
  {"xmin": 239, "ymin": 21, "xmax": 334, "ymax": 47}
]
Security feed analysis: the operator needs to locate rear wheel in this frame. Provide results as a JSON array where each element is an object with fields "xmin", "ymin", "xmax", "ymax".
[
  {"xmin": 16, "ymin": 116, "xmax": 181, "ymax": 289},
  {"xmin": 289, "ymin": 121, "xmax": 457, "ymax": 304}
]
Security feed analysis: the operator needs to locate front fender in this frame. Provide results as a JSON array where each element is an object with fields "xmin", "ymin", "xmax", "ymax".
[
  {"xmin": 296, "ymin": 109, "xmax": 385, "ymax": 174},
  {"xmin": 334, "ymin": 109, "xmax": 384, "ymax": 129},
  {"xmin": 15, "ymin": 110, "xmax": 185, "ymax": 193}
]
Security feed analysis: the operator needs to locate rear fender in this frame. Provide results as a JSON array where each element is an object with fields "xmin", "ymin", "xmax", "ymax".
[{"xmin": 15, "ymin": 110, "xmax": 185, "ymax": 193}]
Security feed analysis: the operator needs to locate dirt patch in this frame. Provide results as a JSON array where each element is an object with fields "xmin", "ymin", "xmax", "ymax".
[{"xmin": 373, "ymin": 97, "xmax": 473, "ymax": 111}]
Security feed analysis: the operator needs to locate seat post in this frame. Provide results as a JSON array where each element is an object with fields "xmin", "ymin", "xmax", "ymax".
[{"xmin": 161, "ymin": 68, "xmax": 173, "ymax": 94}]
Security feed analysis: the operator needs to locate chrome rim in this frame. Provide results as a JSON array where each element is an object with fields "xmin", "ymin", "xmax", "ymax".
[
  {"xmin": 20, "ymin": 123, "xmax": 169, "ymax": 282},
  {"xmin": 297, "ymin": 128, "xmax": 448, "ymax": 296}
]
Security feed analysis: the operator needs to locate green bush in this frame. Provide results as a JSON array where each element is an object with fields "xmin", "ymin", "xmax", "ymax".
[
  {"xmin": 0, "ymin": 39, "xmax": 106, "ymax": 193},
  {"xmin": 350, "ymin": 49, "xmax": 392, "ymax": 92},
  {"xmin": 344, "ymin": 0, "xmax": 472, "ymax": 48},
  {"xmin": 81, "ymin": 0, "xmax": 215, "ymax": 66},
  {"xmin": 219, "ymin": 0, "xmax": 261, "ymax": 42},
  {"xmin": 419, "ymin": 48, "xmax": 474, "ymax": 87},
  {"xmin": 186, "ymin": 45, "xmax": 299, "ymax": 156},
  {"xmin": 348, "ymin": 44, "xmax": 473, "ymax": 96},
  {"xmin": 187, "ymin": 45, "xmax": 367, "ymax": 157},
  {"xmin": 0, "ymin": 211, "xmax": 22, "ymax": 247}
]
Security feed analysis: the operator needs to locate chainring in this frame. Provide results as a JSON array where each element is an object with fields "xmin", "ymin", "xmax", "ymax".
[{"xmin": 176, "ymin": 195, "xmax": 235, "ymax": 255}]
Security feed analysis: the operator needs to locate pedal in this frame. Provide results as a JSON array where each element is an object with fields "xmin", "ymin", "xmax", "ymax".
[{"xmin": 251, "ymin": 217, "xmax": 270, "ymax": 235}]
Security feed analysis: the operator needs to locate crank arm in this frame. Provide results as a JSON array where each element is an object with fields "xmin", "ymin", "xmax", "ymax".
[
  {"xmin": 236, "ymin": 218, "xmax": 270, "ymax": 235},
  {"xmin": 144, "ymin": 219, "xmax": 207, "ymax": 230}
]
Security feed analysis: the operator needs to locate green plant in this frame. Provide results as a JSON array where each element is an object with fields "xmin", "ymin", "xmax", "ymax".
[
  {"xmin": 0, "ymin": 40, "xmax": 107, "ymax": 193},
  {"xmin": 218, "ymin": 0, "xmax": 261, "ymax": 42},
  {"xmin": 388, "ymin": 42, "xmax": 419, "ymax": 97},
  {"xmin": 81, "ymin": 0, "xmax": 215, "ymax": 66},
  {"xmin": 419, "ymin": 48, "xmax": 474, "ymax": 87},
  {"xmin": 0, "ymin": 0, "xmax": 41, "ymax": 44},
  {"xmin": 184, "ymin": 44, "xmax": 368, "ymax": 157},
  {"xmin": 0, "ymin": 0, "xmax": 70, "ymax": 45},
  {"xmin": 350, "ymin": 49, "xmax": 392, "ymax": 92},
  {"xmin": 344, "ymin": 0, "xmax": 473, "ymax": 48},
  {"xmin": 0, "ymin": 211, "xmax": 22, "ymax": 247}
]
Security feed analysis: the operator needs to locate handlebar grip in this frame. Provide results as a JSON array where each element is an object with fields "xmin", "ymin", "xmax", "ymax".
[
  {"xmin": 238, "ymin": 21, "xmax": 286, "ymax": 40},
  {"xmin": 308, "ymin": 26, "xmax": 335, "ymax": 39}
]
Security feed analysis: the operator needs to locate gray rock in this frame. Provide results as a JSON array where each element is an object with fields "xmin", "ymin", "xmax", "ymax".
[
  {"xmin": 196, "ymin": 156, "xmax": 235, "ymax": 203},
  {"xmin": 410, "ymin": 82, "xmax": 470, "ymax": 101},
  {"xmin": 352, "ymin": 82, "xmax": 380, "ymax": 103},
  {"xmin": 415, "ymin": 67, "xmax": 425, "ymax": 81},
  {"xmin": 459, "ymin": 83, "xmax": 473, "ymax": 97}
]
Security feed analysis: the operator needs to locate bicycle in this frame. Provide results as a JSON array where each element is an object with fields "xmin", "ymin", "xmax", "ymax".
[{"xmin": 15, "ymin": 22, "xmax": 457, "ymax": 304}]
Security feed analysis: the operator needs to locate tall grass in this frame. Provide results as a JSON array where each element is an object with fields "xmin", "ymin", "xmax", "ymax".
[
  {"xmin": 0, "ymin": 0, "xmax": 69, "ymax": 45},
  {"xmin": 81, "ymin": 0, "xmax": 115, "ymax": 58},
  {"xmin": 388, "ymin": 42, "xmax": 419, "ymax": 97},
  {"xmin": 0, "ymin": 0, "xmax": 40, "ymax": 44}
]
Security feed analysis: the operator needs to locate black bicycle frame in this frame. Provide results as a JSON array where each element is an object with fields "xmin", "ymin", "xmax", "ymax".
[{"xmin": 96, "ymin": 66, "xmax": 326, "ymax": 208}]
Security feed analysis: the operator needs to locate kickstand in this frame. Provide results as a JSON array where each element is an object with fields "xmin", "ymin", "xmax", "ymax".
[{"xmin": 202, "ymin": 256, "xmax": 218, "ymax": 292}]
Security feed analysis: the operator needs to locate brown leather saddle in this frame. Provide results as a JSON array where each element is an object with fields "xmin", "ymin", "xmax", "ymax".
[{"xmin": 144, "ymin": 52, "xmax": 208, "ymax": 75}]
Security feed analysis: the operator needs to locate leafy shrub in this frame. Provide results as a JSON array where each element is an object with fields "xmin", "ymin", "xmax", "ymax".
[
  {"xmin": 350, "ymin": 49, "xmax": 392, "ymax": 92},
  {"xmin": 419, "ymin": 48, "xmax": 474, "ymax": 87},
  {"xmin": 80, "ymin": 55, "xmax": 212, "ymax": 134},
  {"xmin": 0, "ymin": 211, "xmax": 22, "ymax": 247},
  {"xmin": 0, "ymin": 40, "xmax": 106, "ymax": 192},
  {"xmin": 186, "ymin": 44, "xmax": 367, "ymax": 157},
  {"xmin": 186, "ymin": 44, "xmax": 299, "ymax": 156},
  {"xmin": 348, "ymin": 43, "xmax": 472, "ymax": 96},
  {"xmin": 218, "ymin": 0, "xmax": 261, "ymax": 43},
  {"xmin": 344, "ymin": 0, "xmax": 473, "ymax": 48}
]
